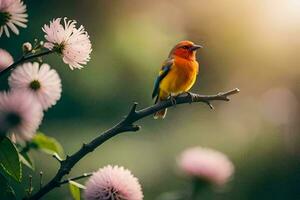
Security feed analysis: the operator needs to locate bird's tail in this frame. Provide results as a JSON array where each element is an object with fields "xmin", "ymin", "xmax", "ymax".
[{"xmin": 153, "ymin": 96, "xmax": 167, "ymax": 119}]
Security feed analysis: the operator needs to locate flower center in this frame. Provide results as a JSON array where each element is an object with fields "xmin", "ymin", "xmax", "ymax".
[
  {"xmin": 109, "ymin": 188, "xmax": 123, "ymax": 200},
  {"xmin": 54, "ymin": 43, "xmax": 65, "ymax": 54},
  {"xmin": 0, "ymin": 12, "xmax": 10, "ymax": 26},
  {"xmin": 29, "ymin": 80, "xmax": 41, "ymax": 91},
  {"xmin": 5, "ymin": 112, "xmax": 21, "ymax": 127}
]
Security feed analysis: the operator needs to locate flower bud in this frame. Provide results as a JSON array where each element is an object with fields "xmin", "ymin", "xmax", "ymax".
[{"xmin": 22, "ymin": 42, "xmax": 32, "ymax": 53}]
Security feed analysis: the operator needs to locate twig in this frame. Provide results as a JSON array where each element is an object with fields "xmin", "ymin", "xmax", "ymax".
[
  {"xmin": 0, "ymin": 50, "xmax": 53, "ymax": 77},
  {"xmin": 52, "ymin": 153, "xmax": 63, "ymax": 163},
  {"xmin": 24, "ymin": 88, "xmax": 240, "ymax": 200},
  {"xmin": 27, "ymin": 175, "xmax": 33, "ymax": 197},
  {"xmin": 60, "ymin": 172, "xmax": 93, "ymax": 185},
  {"xmin": 39, "ymin": 172, "xmax": 43, "ymax": 189}
]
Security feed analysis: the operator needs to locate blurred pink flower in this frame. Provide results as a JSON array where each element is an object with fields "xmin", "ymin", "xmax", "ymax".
[
  {"xmin": 0, "ymin": 0, "xmax": 28, "ymax": 37},
  {"xmin": 42, "ymin": 18, "xmax": 92, "ymax": 70},
  {"xmin": 178, "ymin": 147, "xmax": 234, "ymax": 186},
  {"xmin": 0, "ymin": 91, "xmax": 43, "ymax": 141},
  {"xmin": 85, "ymin": 165, "xmax": 143, "ymax": 200},
  {"xmin": 9, "ymin": 62, "xmax": 62, "ymax": 110},
  {"xmin": 0, "ymin": 48, "xmax": 13, "ymax": 71}
]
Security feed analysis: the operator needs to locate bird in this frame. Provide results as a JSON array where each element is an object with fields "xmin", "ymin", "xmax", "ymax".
[{"xmin": 152, "ymin": 40, "xmax": 202, "ymax": 119}]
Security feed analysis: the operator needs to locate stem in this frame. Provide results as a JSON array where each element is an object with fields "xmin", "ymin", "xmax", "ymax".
[
  {"xmin": 27, "ymin": 175, "xmax": 33, "ymax": 197},
  {"xmin": 39, "ymin": 172, "xmax": 43, "ymax": 189},
  {"xmin": 190, "ymin": 184, "xmax": 198, "ymax": 200},
  {"xmin": 60, "ymin": 172, "xmax": 93, "ymax": 185},
  {"xmin": 24, "ymin": 88, "xmax": 240, "ymax": 200},
  {"xmin": 0, "ymin": 50, "xmax": 54, "ymax": 77},
  {"xmin": 189, "ymin": 179, "xmax": 203, "ymax": 200},
  {"xmin": 20, "ymin": 142, "xmax": 31, "ymax": 154}
]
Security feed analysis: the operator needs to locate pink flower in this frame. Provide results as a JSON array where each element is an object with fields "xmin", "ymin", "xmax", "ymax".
[
  {"xmin": 0, "ymin": 0, "xmax": 28, "ymax": 37},
  {"xmin": 84, "ymin": 165, "xmax": 144, "ymax": 200},
  {"xmin": 0, "ymin": 91, "xmax": 43, "ymax": 141},
  {"xmin": 178, "ymin": 147, "xmax": 234, "ymax": 186},
  {"xmin": 42, "ymin": 18, "xmax": 92, "ymax": 70},
  {"xmin": 8, "ymin": 62, "xmax": 62, "ymax": 110},
  {"xmin": 0, "ymin": 48, "xmax": 13, "ymax": 71}
]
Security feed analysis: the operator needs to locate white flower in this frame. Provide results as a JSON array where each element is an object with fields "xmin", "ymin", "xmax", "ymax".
[
  {"xmin": 178, "ymin": 146, "xmax": 234, "ymax": 186},
  {"xmin": 42, "ymin": 18, "xmax": 92, "ymax": 70},
  {"xmin": 85, "ymin": 165, "xmax": 144, "ymax": 200},
  {"xmin": 0, "ymin": 48, "xmax": 13, "ymax": 71},
  {"xmin": 0, "ymin": 91, "xmax": 43, "ymax": 141},
  {"xmin": 22, "ymin": 42, "xmax": 32, "ymax": 53},
  {"xmin": 9, "ymin": 62, "xmax": 62, "ymax": 110},
  {"xmin": 0, "ymin": 0, "xmax": 28, "ymax": 37}
]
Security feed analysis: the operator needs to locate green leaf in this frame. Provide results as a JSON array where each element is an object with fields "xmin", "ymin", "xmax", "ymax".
[
  {"xmin": 69, "ymin": 180, "xmax": 86, "ymax": 189},
  {"xmin": 0, "ymin": 174, "xmax": 16, "ymax": 200},
  {"xmin": 69, "ymin": 180, "xmax": 85, "ymax": 200},
  {"xmin": 31, "ymin": 133, "xmax": 64, "ymax": 157},
  {"xmin": 19, "ymin": 152, "xmax": 34, "ymax": 170},
  {"xmin": 0, "ymin": 137, "xmax": 22, "ymax": 182}
]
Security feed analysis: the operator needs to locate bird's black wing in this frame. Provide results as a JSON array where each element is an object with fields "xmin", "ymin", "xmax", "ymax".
[{"xmin": 152, "ymin": 59, "xmax": 173, "ymax": 99}]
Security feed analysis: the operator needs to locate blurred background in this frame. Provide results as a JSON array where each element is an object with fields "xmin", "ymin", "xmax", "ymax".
[{"xmin": 1, "ymin": 0, "xmax": 300, "ymax": 199}]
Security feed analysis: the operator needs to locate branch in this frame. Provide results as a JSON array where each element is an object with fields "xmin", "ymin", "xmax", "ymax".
[
  {"xmin": 0, "ymin": 50, "xmax": 53, "ymax": 77},
  {"xmin": 24, "ymin": 88, "xmax": 240, "ymax": 200}
]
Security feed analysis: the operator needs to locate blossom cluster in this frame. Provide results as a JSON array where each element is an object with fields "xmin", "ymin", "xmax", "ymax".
[
  {"xmin": 0, "ymin": 0, "xmax": 92, "ymax": 142},
  {"xmin": 0, "ymin": 62, "xmax": 62, "ymax": 141}
]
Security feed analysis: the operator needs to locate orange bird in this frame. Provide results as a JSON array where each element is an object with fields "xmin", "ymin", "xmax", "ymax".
[{"xmin": 152, "ymin": 40, "xmax": 202, "ymax": 119}]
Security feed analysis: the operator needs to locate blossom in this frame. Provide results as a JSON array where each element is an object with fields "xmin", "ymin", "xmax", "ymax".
[
  {"xmin": 0, "ymin": 91, "xmax": 43, "ymax": 141},
  {"xmin": 8, "ymin": 62, "xmax": 62, "ymax": 110},
  {"xmin": 0, "ymin": 48, "xmax": 13, "ymax": 71},
  {"xmin": 22, "ymin": 41, "xmax": 32, "ymax": 53},
  {"xmin": 42, "ymin": 18, "xmax": 92, "ymax": 70},
  {"xmin": 84, "ymin": 165, "xmax": 143, "ymax": 200},
  {"xmin": 0, "ymin": 0, "xmax": 28, "ymax": 37},
  {"xmin": 178, "ymin": 146, "xmax": 234, "ymax": 186}
]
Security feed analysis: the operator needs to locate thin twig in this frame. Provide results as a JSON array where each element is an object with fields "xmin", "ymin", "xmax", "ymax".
[
  {"xmin": 52, "ymin": 153, "xmax": 63, "ymax": 163},
  {"xmin": 39, "ymin": 171, "xmax": 43, "ymax": 189},
  {"xmin": 24, "ymin": 88, "xmax": 240, "ymax": 200},
  {"xmin": 0, "ymin": 50, "xmax": 53, "ymax": 77},
  {"xmin": 60, "ymin": 172, "xmax": 93, "ymax": 185},
  {"xmin": 27, "ymin": 175, "xmax": 33, "ymax": 197}
]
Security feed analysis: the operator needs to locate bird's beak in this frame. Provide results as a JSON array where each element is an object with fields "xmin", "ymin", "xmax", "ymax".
[{"xmin": 189, "ymin": 44, "xmax": 203, "ymax": 51}]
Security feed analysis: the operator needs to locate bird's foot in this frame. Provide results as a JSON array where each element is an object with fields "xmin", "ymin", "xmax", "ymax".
[
  {"xmin": 169, "ymin": 95, "xmax": 177, "ymax": 106},
  {"xmin": 185, "ymin": 92, "xmax": 196, "ymax": 104}
]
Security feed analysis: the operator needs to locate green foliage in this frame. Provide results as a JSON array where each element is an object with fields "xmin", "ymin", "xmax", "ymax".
[
  {"xmin": 0, "ymin": 174, "xmax": 16, "ymax": 200},
  {"xmin": 31, "ymin": 132, "xmax": 64, "ymax": 157},
  {"xmin": 19, "ymin": 152, "xmax": 34, "ymax": 170},
  {"xmin": 156, "ymin": 191, "xmax": 185, "ymax": 200},
  {"xmin": 0, "ymin": 137, "xmax": 22, "ymax": 182},
  {"xmin": 69, "ymin": 180, "xmax": 86, "ymax": 200}
]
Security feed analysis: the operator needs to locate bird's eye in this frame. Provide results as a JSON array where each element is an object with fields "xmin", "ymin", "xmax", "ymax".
[{"xmin": 182, "ymin": 46, "xmax": 189, "ymax": 49}]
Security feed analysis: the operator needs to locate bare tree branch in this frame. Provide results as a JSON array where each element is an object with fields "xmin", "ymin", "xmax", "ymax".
[{"xmin": 24, "ymin": 88, "xmax": 240, "ymax": 200}]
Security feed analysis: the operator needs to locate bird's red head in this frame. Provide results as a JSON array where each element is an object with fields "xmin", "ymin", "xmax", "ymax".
[{"xmin": 169, "ymin": 40, "xmax": 202, "ymax": 60}]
